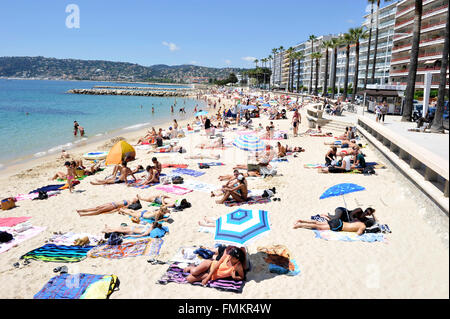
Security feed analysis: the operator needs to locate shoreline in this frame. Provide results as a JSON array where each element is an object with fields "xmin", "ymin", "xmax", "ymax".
[{"xmin": 0, "ymin": 94, "xmax": 205, "ymax": 180}]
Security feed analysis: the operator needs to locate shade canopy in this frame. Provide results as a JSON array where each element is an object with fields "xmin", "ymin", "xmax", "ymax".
[
  {"xmin": 105, "ymin": 141, "xmax": 135, "ymax": 166},
  {"xmin": 233, "ymin": 135, "xmax": 265, "ymax": 152},
  {"xmin": 214, "ymin": 208, "xmax": 271, "ymax": 247}
]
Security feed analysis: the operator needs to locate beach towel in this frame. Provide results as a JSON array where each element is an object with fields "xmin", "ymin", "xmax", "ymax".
[
  {"xmin": 268, "ymin": 259, "xmax": 301, "ymax": 276},
  {"xmin": 0, "ymin": 217, "xmax": 31, "ymax": 228},
  {"xmin": 58, "ymin": 180, "xmax": 81, "ymax": 190},
  {"xmin": 29, "ymin": 184, "xmax": 66, "ymax": 194},
  {"xmin": 224, "ymin": 196, "xmax": 271, "ymax": 207},
  {"xmin": 21, "ymin": 244, "xmax": 94, "ymax": 262},
  {"xmin": 155, "ymin": 185, "xmax": 193, "ymax": 195},
  {"xmin": 47, "ymin": 232, "xmax": 102, "ymax": 246},
  {"xmin": 88, "ymin": 238, "xmax": 163, "ymax": 259},
  {"xmin": 34, "ymin": 273, "xmax": 119, "ymax": 299},
  {"xmin": 198, "ymin": 226, "xmax": 215, "ymax": 234},
  {"xmin": 157, "ymin": 262, "xmax": 245, "ymax": 293},
  {"xmin": 313, "ymin": 230, "xmax": 386, "ymax": 243},
  {"xmin": 304, "ymin": 164, "xmax": 326, "ymax": 169},
  {"xmin": 182, "ymin": 179, "xmax": 220, "ymax": 193},
  {"xmin": 161, "ymin": 164, "xmax": 188, "ymax": 169},
  {"xmin": 171, "ymin": 168, "xmax": 205, "ymax": 177},
  {"xmin": 15, "ymin": 193, "xmax": 39, "ymax": 201},
  {"xmin": 0, "ymin": 226, "xmax": 46, "ymax": 254},
  {"xmin": 364, "ymin": 162, "xmax": 387, "ymax": 169},
  {"xmin": 129, "ymin": 179, "xmax": 160, "ymax": 189},
  {"xmin": 198, "ymin": 162, "xmax": 225, "ymax": 167}
]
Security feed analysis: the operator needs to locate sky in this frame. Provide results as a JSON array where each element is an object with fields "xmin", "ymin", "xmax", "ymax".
[{"xmin": 0, "ymin": 0, "xmax": 372, "ymax": 69}]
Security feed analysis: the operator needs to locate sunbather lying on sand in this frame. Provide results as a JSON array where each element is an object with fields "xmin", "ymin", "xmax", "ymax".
[
  {"xmin": 196, "ymin": 137, "xmax": 224, "ymax": 149},
  {"xmin": 324, "ymin": 139, "xmax": 360, "ymax": 149},
  {"xmin": 76, "ymin": 197, "xmax": 139, "ymax": 216},
  {"xmin": 198, "ymin": 216, "xmax": 216, "ymax": 227},
  {"xmin": 137, "ymin": 194, "xmax": 190, "ymax": 209},
  {"xmin": 293, "ymin": 218, "xmax": 367, "ymax": 235},
  {"xmin": 183, "ymin": 246, "xmax": 245, "ymax": 285},
  {"xmin": 118, "ymin": 206, "xmax": 170, "ymax": 222},
  {"xmin": 91, "ymin": 161, "xmax": 137, "ymax": 185},
  {"xmin": 285, "ymin": 146, "xmax": 305, "ymax": 153},
  {"xmin": 102, "ymin": 221, "xmax": 167, "ymax": 238},
  {"xmin": 185, "ymin": 153, "xmax": 220, "ymax": 160},
  {"xmin": 129, "ymin": 165, "xmax": 159, "ymax": 187},
  {"xmin": 82, "ymin": 161, "xmax": 103, "ymax": 176}
]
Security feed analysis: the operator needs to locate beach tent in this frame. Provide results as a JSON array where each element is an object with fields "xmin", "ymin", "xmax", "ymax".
[{"xmin": 105, "ymin": 141, "xmax": 135, "ymax": 166}]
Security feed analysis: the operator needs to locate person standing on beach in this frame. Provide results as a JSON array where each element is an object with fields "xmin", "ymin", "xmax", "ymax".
[
  {"xmin": 73, "ymin": 121, "xmax": 79, "ymax": 136},
  {"xmin": 292, "ymin": 109, "xmax": 301, "ymax": 137}
]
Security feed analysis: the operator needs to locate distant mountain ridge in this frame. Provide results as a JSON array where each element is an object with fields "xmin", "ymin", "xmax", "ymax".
[{"xmin": 0, "ymin": 56, "xmax": 246, "ymax": 83}]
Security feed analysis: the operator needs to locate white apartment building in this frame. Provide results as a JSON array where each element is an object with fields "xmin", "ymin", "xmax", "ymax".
[{"xmin": 390, "ymin": 0, "xmax": 449, "ymax": 89}]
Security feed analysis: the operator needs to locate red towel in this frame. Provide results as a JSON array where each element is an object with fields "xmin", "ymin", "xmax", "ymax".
[{"xmin": 0, "ymin": 217, "xmax": 31, "ymax": 227}]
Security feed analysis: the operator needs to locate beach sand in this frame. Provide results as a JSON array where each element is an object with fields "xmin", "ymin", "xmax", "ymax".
[{"xmin": 0, "ymin": 91, "xmax": 448, "ymax": 299}]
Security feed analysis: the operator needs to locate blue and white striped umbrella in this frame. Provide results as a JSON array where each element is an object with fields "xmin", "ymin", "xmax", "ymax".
[
  {"xmin": 215, "ymin": 209, "xmax": 271, "ymax": 247},
  {"xmin": 233, "ymin": 135, "xmax": 265, "ymax": 152}
]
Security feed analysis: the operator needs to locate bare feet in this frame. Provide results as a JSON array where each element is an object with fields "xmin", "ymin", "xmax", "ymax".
[{"xmin": 210, "ymin": 191, "xmax": 215, "ymax": 197}]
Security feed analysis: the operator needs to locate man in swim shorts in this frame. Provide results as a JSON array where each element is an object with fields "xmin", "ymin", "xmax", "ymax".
[{"xmin": 293, "ymin": 218, "xmax": 366, "ymax": 235}]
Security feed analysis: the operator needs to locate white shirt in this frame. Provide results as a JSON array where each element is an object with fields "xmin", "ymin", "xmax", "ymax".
[{"xmin": 343, "ymin": 156, "xmax": 352, "ymax": 171}]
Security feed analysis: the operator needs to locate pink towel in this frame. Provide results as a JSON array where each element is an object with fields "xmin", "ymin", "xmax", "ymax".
[
  {"xmin": 155, "ymin": 185, "xmax": 193, "ymax": 195},
  {"xmin": 0, "ymin": 217, "xmax": 31, "ymax": 227},
  {"xmin": 15, "ymin": 193, "xmax": 38, "ymax": 201}
]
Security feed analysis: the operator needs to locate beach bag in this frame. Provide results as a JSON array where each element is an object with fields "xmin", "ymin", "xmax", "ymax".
[
  {"xmin": 172, "ymin": 176, "xmax": 184, "ymax": 184},
  {"xmin": 1, "ymin": 197, "xmax": 16, "ymax": 210},
  {"xmin": 365, "ymin": 224, "xmax": 381, "ymax": 234},
  {"xmin": 127, "ymin": 200, "xmax": 142, "ymax": 210},
  {"xmin": 36, "ymin": 191, "xmax": 48, "ymax": 200},
  {"xmin": 363, "ymin": 166, "xmax": 376, "ymax": 176},
  {"xmin": 106, "ymin": 232, "xmax": 123, "ymax": 246},
  {"xmin": 0, "ymin": 231, "xmax": 13, "ymax": 243},
  {"xmin": 160, "ymin": 176, "xmax": 172, "ymax": 185},
  {"xmin": 199, "ymin": 163, "xmax": 210, "ymax": 169}
]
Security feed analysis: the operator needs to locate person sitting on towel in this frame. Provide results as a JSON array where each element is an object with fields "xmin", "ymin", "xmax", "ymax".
[
  {"xmin": 184, "ymin": 246, "xmax": 246, "ymax": 285},
  {"xmin": 91, "ymin": 161, "xmax": 137, "ymax": 185},
  {"xmin": 215, "ymin": 174, "xmax": 248, "ymax": 204}
]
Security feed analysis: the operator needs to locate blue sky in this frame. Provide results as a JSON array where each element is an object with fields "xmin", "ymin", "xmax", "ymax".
[{"xmin": 0, "ymin": 0, "xmax": 371, "ymax": 68}]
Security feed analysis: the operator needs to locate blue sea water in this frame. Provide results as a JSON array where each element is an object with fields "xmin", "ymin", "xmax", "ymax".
[{"xmin": 0, "ymin": 79, "xmax": 204, "ymax": 168}]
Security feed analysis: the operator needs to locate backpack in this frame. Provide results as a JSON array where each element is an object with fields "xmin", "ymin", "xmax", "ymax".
[
  {"xmin": 172, "ymin": 176, "xmax": 184, "ymax": 184},
  {"xmin": 36, "ymin": 191, "xmax": 48, "ymax": 200},
  {"xmin": 0, "ymin": 231, "xmax": 13, "ymax": 243},
  {"xmin": 106, "ymin": 232, "xmax": 123, "ymax": 246},
  {"xmin": 363, "ymin": 166, "xmax": 376, "ymax": 176}
]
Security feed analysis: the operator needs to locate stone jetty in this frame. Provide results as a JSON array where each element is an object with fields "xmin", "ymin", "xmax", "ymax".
[
  {"xmin": 67, "ymin": 88, "xmax": 194, "ymax": 97},
  {"xmin": 93, "ymin": 86, "xmax": 180, "ymax": 90}
]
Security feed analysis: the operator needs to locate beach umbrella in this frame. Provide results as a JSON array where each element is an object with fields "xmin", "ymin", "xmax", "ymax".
[
  {"xmin": 233, "ymin": 135, "xmax": 265, "ymax": 152},
  {"xmin": 262, "ymin": 103, "xmax": 271, "ymax": 107},
  {"xmin": 105, "ymin": 141, "xmax": 135, "ymax": 166},
  {"xmin": 319, "ymin": 183, "xmax": 366, "ymax": 221},
  {"xmin": 214, "ymin": 208, "xmax": 271, "ymax": 247},
  {"xmin": 195, "ymin": 110, "xmax": 208, "ymax": 117}
]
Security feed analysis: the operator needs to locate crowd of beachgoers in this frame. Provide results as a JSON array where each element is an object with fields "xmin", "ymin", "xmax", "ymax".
[{"xmin": 0, "ymin": 86, "xmax": 448, "ymax": 299}]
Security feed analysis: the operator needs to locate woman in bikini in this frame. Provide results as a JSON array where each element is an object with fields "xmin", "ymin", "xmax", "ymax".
[
  {"xmin": 131, "ymin": 165, "xmax": 159, "ymax": 187},
  {"xmin": 216, "ymin": 174, "xmax": 248, "ymax": 204},
  {"xmin": 101, "ymin": 221, "xmax": 167, "ymax": 238},
  {"xmin": 76, "ymin": 197, "xmax": 139, "ymax": 216},
  {"xmin": 184, "ymin": 246, "xmax": 245, "ymax": 285},
  {"xmin": 118, "ymin": 206, "xmax": 170, "ymax": 223},
  {"xmin": 137, "ymin": 193, "xmax": 187, "ymax": 208}
]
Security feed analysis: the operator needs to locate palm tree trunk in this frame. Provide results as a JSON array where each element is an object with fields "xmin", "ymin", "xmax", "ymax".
[
  {"xmin": 371, "ymin": 0, "xmax": 380, "ymax": 84},
  {"xmin": 331, "ymin": 47, "xmax": 338, "ymax": 99},
  {"xmin": 291, "ymin": 60, "xmax": 295, "ymax": 92},
  {"xmin": 297, "ymin": 59, "xmax": 301, "ymax": 93},
  {"xmin": 314, "ymin": 59, "xmax": 319, "ymax": 95},
  {"xmin": 352, "ymin": 41, "xmax": 361, "ymax": 103},
  {"xmin": 364, "ymin": 2, "xmax": 374, "ymax": 89},
  {"xmin": 324, "ymin": 49, "xmax": 329, "ymax": 96},
  {"xmin": 309, "ymin": 41, "xmax": 314, "ymax": 94},
  {"xmin": 430, "ymin": 7, "xmax": 449, "ymax": 132},
  {"xmin": 343, "ymin": 45, "xmax": 350, "ymax": 100},
  {"xmin": 402, "ymin": 0, "xmax": 423, "ymax": 122}
]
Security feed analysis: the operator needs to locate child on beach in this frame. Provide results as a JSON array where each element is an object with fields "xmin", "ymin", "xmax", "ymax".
[{"xmin": 67, "ymin": 161, "xmax": 77, "ymax": 193}]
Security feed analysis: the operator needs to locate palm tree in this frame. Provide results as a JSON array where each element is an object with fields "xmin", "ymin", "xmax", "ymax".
[
  {"xmin": 268, "ymin": 54, "xmax": 273, "ymax": 90},
  {"xmin": 272, "ymin": 48, "xmax": 278, "ymax": 86},
  {"xmin": 430, "ymin": 6, "xmax": 449, "ymax": 132},
  {"xmin": 254, "ymin": 59, "xmax": 259, "ymax": 68},
  {"xmin": 278, "ymin": 46, "xmax": 284, "ymax": 90},
  {"xmin": 309, "ymin": 35, "xmax": 317, "ymax": 94},
  {"xmin": 330, "ymin": 37, "xmax": 342, "ymax": 99},
  {"xmin": 322, "ymin": 40, "xmax": 333, "ymax": 97},
  {"xmin": 285, "ymin": 47, "xmax": 294, "ymax": 92},
  {"xmin": 342, "ymin": 33, "xmax": 353, "ymax": 100},
  {"xmin": 311, "ymin": 52, "xmax": 323, "ymax": 96},
  {"xmin": 402, "ymin": 0, "xmax": 423, "ymax": 122},
  {"xmin": 364, "ymin": 0, "xmax": 376, "ymax": 89},
  {"xmin": 295, "ymin": 52, "xmax": 305, "ymax": 93},
  {"xmin": 349, "ymin": 27, "xmax": 369, "ymax": 103},
  {"xmin": 372, "ymin": 0, "xmax": 393, "ymax": 84},
  {"xmin": 261, "ymin": 58, "xmax": 268, "ymax": 88}
]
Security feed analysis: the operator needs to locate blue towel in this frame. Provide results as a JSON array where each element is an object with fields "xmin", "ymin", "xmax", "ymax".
[
  {"xmin": 34, "ymin": 273, "xmax": 104, "ymax": 299},
  {"xmin": 172, "ymin": 168, "xmax": 205, "ymax": 177},
  {"xmin": 29, "ymin": 184, "xmax": 66, "ymax": 194}
]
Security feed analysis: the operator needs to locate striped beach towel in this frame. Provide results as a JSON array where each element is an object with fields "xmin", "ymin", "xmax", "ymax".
[
  {"xmin": 21, "ymin": 244, "xmax": 94, "ymax": 262},
  {"xmin": 157, "ymin": 262, "xmax": 245, "ymax": 293},
  {"xmin": 0, "ymin": 226, "xmax": 46, "ymax": 255},
  {"xmin": 313, "ymin": 230, "xmax": 386, "ymax": 243},
  {"xmin": 224, "ymin": 196, "xmax": 271, "ymax": 207}
]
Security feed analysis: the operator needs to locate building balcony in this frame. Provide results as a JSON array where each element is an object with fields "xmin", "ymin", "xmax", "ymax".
[
  {"xmin": 393, "ymin": 20, "xmax": 447, "ymax": 42},
  {"xmin": 395, "ymin": 0, "xmax": 435, "ymax": 18},
  {"xmin": 394, "ymin": 4, "xmax": 448, "ymax": 30},
  {"xmin": 392, "ymin": 36, "xmax": 446, "ymax": 53},
  {"xmin": 391, "ymin": 51, "xmax": 444, "ymax": 65},
  {"xmin": 390, "ymin": 66, "xmax": 446, "ymax": 76}
]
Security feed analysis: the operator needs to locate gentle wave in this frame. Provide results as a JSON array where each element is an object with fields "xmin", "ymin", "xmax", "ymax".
[
  {"xmin": 123, "ymin": 123, "xmax": 151, "ymax": 130},
  {"xmin": 34, "ymin": 151, "xmax": 47, "ymax": 158}
]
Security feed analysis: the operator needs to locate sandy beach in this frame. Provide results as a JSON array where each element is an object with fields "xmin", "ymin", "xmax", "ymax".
[{"xmin": 0, "ymin": 90, "xmax": 448, "ymax": 299}]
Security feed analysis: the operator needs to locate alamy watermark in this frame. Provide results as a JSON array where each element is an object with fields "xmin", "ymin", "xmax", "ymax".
[{"xmin": 65, "ymin": 4, "xmax": 80, "ymax": 29}]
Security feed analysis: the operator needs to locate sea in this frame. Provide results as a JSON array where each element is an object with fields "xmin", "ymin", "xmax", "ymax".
[{"xmin": 0, "ymin": 79, "xmax": 205, "ymax": 169}]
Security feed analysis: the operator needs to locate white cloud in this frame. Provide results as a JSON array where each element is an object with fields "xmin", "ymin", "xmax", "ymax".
[
  {"xmin": 162, "ymin": 41, "xmax": 180, "ymax": 52},
  {"xmin": 225, "ymin": 59, "xmax": 232, "ymax": 65},
  {"xmin": 241, "ymin": 56, "xmax": 257, "ymax": 62}
]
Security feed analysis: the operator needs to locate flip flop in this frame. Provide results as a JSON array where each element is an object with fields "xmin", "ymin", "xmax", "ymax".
[{"xmin": 60, "ymin": 266, "xmax": 68, "ymax": 274}]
